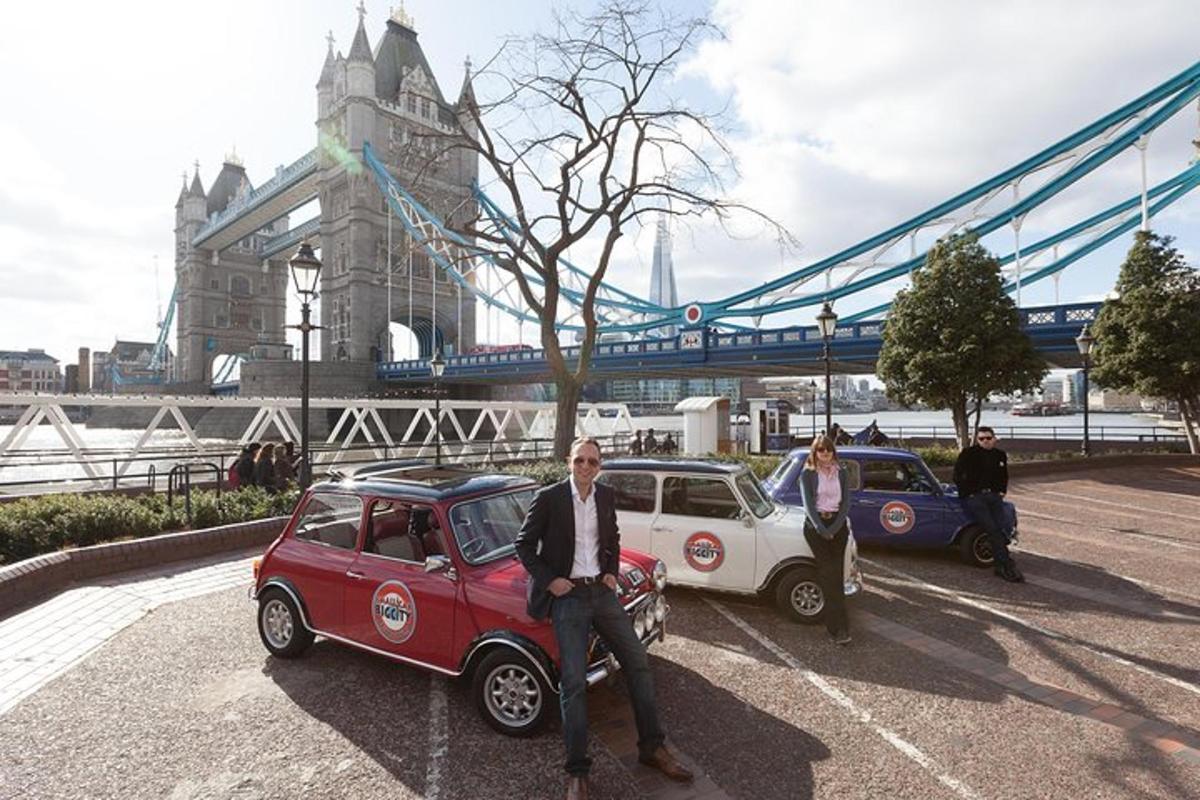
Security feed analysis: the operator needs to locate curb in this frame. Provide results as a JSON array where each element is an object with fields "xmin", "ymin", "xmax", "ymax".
[
  {"xmin": 0, "ymin": 516, "xmax": 289, "ymax": 619},
  {"xmin": 930, "ymin": 452, "xmax": 1199, "ymax": 480}
]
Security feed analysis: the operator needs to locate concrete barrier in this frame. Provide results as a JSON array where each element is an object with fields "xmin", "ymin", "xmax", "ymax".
[{"xmin": 0, "ymin": 516, "xmax": 289, "ymax": 619}]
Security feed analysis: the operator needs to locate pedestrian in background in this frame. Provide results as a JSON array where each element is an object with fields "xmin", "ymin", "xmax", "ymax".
[
  {"xmin": 236, "ymin": 443, "xmax": 261, "ymax": 488},
  {"xmin": 644, "ymin": 428, "xmax": 658, "ymax": 454},
  {"xmin": 630, "ymin": 430, "xmax": 644, "ymax": 456},
  {"xmin": 274, "ymin": 441, "xmax": 297, "ymax": 488},
  {"xmin": 954, "ymin": 427, "xmax": 1023, "ymax": 583},
  {"xmin": 798, "ymin": 434, "xmax": 852, "ymax": 645},
  {"xmin": 254, "ymin": 442, "xmax": 278, "ymax": 494}
]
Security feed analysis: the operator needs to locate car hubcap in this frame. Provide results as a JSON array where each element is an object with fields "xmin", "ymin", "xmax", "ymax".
[
  {"xmin": 263, "ymin": 599, "xmax": 294, "ymax": 649},
  {"xmin": 484, "ymin": 664, "xmax": 542, "ymax": 727},
  {"xmin": 974, "ymin": 535, "xmax": 994, "ymax": 564},
  {"xmin": 791, "ymin": 581, "xmax": 824, "ymax": 616}
]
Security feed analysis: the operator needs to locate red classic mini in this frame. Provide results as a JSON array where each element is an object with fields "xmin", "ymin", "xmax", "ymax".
[{"xmin": 252, "ymin": 463, "xmax": 668, "ymax": 736}]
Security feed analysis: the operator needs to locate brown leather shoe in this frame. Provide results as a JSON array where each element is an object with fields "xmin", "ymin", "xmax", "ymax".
[
  {"xmin": 566, "ymin": 775, "xmax": 589, "ymax": 800},
  {"xmin": 638, "ymin": 746, "xmax": 694, "ymax": 783}
]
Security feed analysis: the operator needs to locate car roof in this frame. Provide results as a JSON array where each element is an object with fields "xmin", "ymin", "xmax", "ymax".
[
  {"xmin": 602, "ymin": 457, "xmax": 746, "ymax": 475},
  {"xmin": 782, "ymin": 445, "xmax": 918, "ymax": 461},
  {"xmin": 314, "ymin": 463, "xmax": 538, "ymax": 502}
]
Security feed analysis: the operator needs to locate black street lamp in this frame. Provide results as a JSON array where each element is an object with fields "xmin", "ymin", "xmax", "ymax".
[
  {"xmin": 429, "ymin": 348, "xmax": 445, "ymax": 465},
  {"xmin": 816, "ymin": 301, "xmax": 838, "ymax": 436},
  {"xmin": 808, "ymin": 379, "xmax": 818, "ymax": 439},
  {"xmin": 1075, "ymin": 324, "xmax": 1095, "ymax": 457},
  {"xmin": 288, "ymin": 241, "xmax": 322, "ymax": 489}
]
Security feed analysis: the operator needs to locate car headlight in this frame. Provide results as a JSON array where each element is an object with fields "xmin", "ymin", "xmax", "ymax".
[
  {"xmin": 652, "ymin": 559, "xmax": 667, "ymax": 592},
  {"xmin": 652, "ymin": 593, "xmax": 666, "ymax": 622},
  {"xmin": 633, "ymin": 612, "xmax": 647, "ymax": 638}
]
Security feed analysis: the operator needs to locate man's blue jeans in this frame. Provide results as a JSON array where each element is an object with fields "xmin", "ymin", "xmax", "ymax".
[
  {"xmin": 964, "ymin": 491, "xmax": 1012, "ymax": 566},
  {"xmin": 551, "ymin": 584, "xmax": 664, "ymax": 776}
]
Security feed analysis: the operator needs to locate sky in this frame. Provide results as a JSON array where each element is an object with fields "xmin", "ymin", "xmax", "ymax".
[{"xmin": 2, "ymin": 0, "xmax": 1198, "ymax": 372}]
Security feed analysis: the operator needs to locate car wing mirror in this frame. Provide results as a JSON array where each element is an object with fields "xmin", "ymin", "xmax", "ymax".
[
  {"xmin": 739, "ymin": 509, "xmax": 755, "ymax": 528},
  {"xmin": 424, "ymin": 554, "xmax": 452, "ymax": 573}
]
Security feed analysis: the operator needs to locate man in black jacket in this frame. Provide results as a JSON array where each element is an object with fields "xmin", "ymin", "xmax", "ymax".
[
  {"xmin": 515, "ymin": 436, "xmax": 692, "ymax": 800},
  {"xmin": 954, "ymin": 427, "xmax": 1023, "ymax": 582}
]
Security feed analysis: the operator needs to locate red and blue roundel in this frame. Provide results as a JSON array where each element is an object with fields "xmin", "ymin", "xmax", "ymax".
[
  {"xmin": 372, "ymin": 581, "xmax": 417, "ymax": 644},
  {"xmin": 683, "ymin": 531, "xmax": 725, "ymax": 572},
  {"xmin": 879, "ymin": 501, "xmax": 916, "ymax": 535}
]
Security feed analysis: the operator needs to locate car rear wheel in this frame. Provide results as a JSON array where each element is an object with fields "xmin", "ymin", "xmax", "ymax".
[
  {"xmin": 257, "ymin": 588, "xmax": 314, "ymax": 658},
  {"xmin": 959, "ymin": 525, "xmax": 994, "ymax": 567},
  {"xmin": 473, "ymin": 648, "xmax": 552, "ymax": 737},
  {"xmin": 775, "ymin": 567, "xmax": 825, "ymax": 624}
]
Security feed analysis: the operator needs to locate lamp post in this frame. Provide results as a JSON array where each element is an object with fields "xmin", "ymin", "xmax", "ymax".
[
  {"xmin": 1075, "ymin": 324, "xmax": 1095, "ymax": 457},
  {"xmin": 429, "ymin": 348, "xmax": 445, "ymax": 465},
  {"xmin": 808, "ymin": 379, "xmax": 818, "ymax": 439},
  {"xmin": 288, "ymin": 241, "xmax": 323, "ymax": 489},
  {"xmin": 816, "ymin": 301, "xmax": 838, "ymax": 436}
]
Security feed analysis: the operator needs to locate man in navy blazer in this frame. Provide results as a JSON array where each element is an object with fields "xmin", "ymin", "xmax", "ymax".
[{"xmin": 515, "ymin": 436, "xmax": 692, "ymax": 800}]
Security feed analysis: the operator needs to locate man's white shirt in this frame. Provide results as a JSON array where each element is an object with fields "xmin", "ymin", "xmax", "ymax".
[{"xmin": 569, "ymin": 476, "xmax": 601, "ymax": 579}]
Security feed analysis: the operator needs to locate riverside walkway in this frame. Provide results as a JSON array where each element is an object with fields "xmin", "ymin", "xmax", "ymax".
[{"xmin": 1, "ymin": 463, "xmax": 1198, "ymax": 799}]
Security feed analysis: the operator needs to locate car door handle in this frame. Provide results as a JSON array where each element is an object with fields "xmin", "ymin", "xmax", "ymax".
[
  {"xmin": 650, "ymin": 525, "xmax": 671, "ymax": 532},
  {"xmin": 857, "ymin": 500, "xmax": 879, "ymax": 507},
  {"xmin": 346, "ymin": 570, "xmax": 367, "ymax": 580}
]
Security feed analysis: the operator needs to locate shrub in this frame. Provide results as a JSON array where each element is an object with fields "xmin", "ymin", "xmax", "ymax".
[
  {"xmin": 913, "ymin": 445, "xmax": 960, "ymax": 468},
  {"xmin": 0, "ymin": 485, "xmax": 299, "ymax": 566},
  {"xmin": 705, "ymin": 452, "xmax": 784, "ymax": 479},
  {"xmin": 498, "ymin": 460, "xmax": 569, "ymax": 485}
]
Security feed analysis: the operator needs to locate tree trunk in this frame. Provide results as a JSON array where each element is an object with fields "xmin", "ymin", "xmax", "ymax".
[
  {"xmin": 951, "ymin": 400, "xmax": 970, "ymax": 450},
  {"xmin": 1180, "ymin": 395, "xmax": 1200, "ymax": 455},
  {"xmin": 553, "ymin": 376, "xmax": 582, "ymax": 460},
  {"xmin": 970, "ymin": 395, "xmax": 983, "ymax": 440}
]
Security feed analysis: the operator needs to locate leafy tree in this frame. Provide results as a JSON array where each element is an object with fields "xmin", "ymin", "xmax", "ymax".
[
  {"xmin": 1091, "ymin": 231, "xmax": 1200, "ymax": 453},
  {"xmin": 877, "ymin": 233, "xmax": 1047, "ymax": 448}
]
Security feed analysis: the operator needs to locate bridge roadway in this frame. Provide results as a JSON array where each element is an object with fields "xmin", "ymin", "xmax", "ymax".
[
  {"xmin": 2, "ymin": 463, "xmax": 1198, "ymax": 799},
  {"xmin": 380, "ymin": 302, "xmax": 1103, "ymax": 385}
]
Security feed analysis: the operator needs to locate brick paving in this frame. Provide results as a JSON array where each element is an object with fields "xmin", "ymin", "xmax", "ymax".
[{"xmin": 0, "ymin": 548, "xmax": 259, "ymax": 716}]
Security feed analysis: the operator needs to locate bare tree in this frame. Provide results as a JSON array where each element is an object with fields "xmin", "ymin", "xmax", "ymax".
[{"xmin": 407, "ymin": 1, "xmax": 791, "ymax": 458}]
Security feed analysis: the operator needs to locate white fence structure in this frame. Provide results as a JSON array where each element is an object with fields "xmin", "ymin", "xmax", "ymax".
[{"xmin": 0, "ymin": 393, "xmax": 636, "ymax": 489}]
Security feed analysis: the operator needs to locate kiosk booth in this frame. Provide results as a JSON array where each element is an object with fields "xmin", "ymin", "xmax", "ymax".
[
  {"xmin": 747, "ymin": 398, "xmax": 793, "ymax": 454},
  {"xmin": 672, "ymin": 396, "xmax": 732, "ymax": 455}
]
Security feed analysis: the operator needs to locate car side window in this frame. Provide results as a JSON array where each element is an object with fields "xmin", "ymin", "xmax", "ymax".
[
  {"xmin": 599, "ymin": 472, "xmax": 657, "ymax": 513},
  {"xmin": 363, "ymin": 500, "xmax": 427, "ymax": 563},
  {"xmin": 791, "ymin": 460, "xmax": 861, "ymax": 491},
  {"xmin": 861, "ymin": 460, "xmax": 926, "ymax": 493},
  {"xmin": 294, "ymin": 493, "xmax": 363, "ymax": 550},
  {"xmin": 662, "ymin": 476, "xmax": 742, "ymax": 520}
]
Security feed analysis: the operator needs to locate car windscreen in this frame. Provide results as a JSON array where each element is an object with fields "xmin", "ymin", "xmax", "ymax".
[
  {"xmin": 735, "ymin": 471, "xmax": 774, "ymax": 518},
  {"xmin": 766, "ymin": 458, "xmax": 792, "ymax": 485},
  {"xmin": 448, "ymin": 488, "xmax": 536, "ymax": 565}
]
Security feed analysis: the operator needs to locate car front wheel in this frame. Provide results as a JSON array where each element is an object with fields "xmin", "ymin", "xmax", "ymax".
[
  {"xmin": 775, "ymin": 567, "xmax": 825, "ymax": 624},
  {"xmin": 959, "ymin": 525, "xmax": 994, "ymax": 568},
  {"xmin": 472, "ymin": 648, "xmax": 552, "ymax": 737},
  {"xmin": 257, "ymin": 588, "xmax": 315, "ymax": 658}
]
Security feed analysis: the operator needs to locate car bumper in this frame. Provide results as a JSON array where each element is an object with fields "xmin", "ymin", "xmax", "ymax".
[{"xmin": 586, "ymin": 592, "xmax": 667, "ymax": 687}]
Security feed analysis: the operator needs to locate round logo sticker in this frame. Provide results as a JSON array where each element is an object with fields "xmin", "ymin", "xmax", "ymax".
[
  {"xmin": 683, "ymin": 304, "xmax": 704, "ymax": 325},
  {"xmin": 879, "ymin": 501, "xmax": 916, "ymax": 535},
  {"xmin": 683, "ymin": 532, "xmax": 725, "ymax": 572},
  {"xmin": 372, "ymin": 580, "xmax": 417, "ymax": 644}
]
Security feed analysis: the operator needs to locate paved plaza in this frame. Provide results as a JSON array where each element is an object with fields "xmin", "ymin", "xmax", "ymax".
[{"xmin": 1, "ymin": 464, "xmax": 1198, "ymax": 799}]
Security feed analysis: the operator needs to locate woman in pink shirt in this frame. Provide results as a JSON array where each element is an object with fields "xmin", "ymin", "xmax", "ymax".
[{"xmin": 797, "ymin": 434, "xmax": 852, "ymax": 644}]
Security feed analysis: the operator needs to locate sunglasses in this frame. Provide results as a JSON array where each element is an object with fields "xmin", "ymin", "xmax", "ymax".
[
  {"xmin": 815, "ymin": 447, "xmax": 830, "ymax": 453},
  {"xmin": 572, "ymin": 457, "xmax": 600, "ymax": 466},
  {"xmin": 977, "ymin": 435, "xmax": 994, "ymax": 441}
]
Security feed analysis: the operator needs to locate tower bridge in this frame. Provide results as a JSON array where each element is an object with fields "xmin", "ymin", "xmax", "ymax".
[{"xmin": 170, "ymin": 5, "xmax": 1200, "ymax": 397}]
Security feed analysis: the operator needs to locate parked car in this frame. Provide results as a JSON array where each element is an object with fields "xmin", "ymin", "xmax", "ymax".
[
  {"xmin": 251, "ymin": 463, "xmax": 668, "ymax": 736},
  {"xmin": 761, "ymin": 446, "xmax": 1019, "ymax": 567},
  {"xmin": 597, "ymin": 458, "xmax": 862, "ymax": 624}
]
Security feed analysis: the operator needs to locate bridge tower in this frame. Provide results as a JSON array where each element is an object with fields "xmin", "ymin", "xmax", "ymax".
[
  {"xmin": 316, "ymin": 6, "xmax": 477, "ymax": 363},
  {"xmin": 173, "ymin": 157, "xmax": 291, "ymax": 386}
]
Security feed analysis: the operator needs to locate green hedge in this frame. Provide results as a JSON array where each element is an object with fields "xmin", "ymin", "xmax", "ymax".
[{"xmin": 0, "ymin": 486, "xmax": 300, "ymax": 566}]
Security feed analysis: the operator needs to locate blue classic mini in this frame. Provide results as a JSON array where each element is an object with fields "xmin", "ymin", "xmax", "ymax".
[{"xmin": 761, "ymin": 446, "xmax": 1019, "ymax": 567}]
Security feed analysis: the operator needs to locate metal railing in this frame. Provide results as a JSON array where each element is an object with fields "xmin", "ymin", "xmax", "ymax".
[
  {"xmin": 0, "ymin": 433, "xmax": 638, "ymax": 496},
  {"xmin": 788, "ymin": 424, "xmax": 1187, "ymax": 445}
]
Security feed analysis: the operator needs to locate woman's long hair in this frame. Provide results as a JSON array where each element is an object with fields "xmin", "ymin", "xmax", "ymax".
[{"xmin": 803, "ymin": 434, "xmax": 839, "ymax": 470}]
